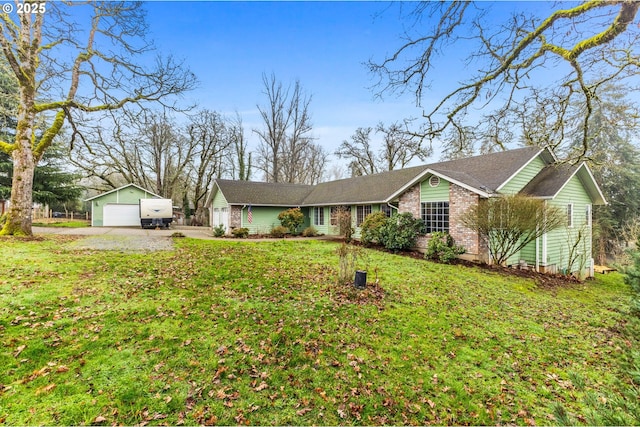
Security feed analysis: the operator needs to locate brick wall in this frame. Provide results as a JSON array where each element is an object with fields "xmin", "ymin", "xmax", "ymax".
[
  {"xmin": 230, "ymin": 205, "xmax": 242, "ymax": 229},
  {"xmin": 397, "ymin": 184, "xmax": 429, "ymax": 248},
  {"xmin": 449, "ymin": 184, "xmax": 485, "ymax": 259},
  {"xmin": 396, "ymin": 181, "xmax": 488, "ymax": 261}
]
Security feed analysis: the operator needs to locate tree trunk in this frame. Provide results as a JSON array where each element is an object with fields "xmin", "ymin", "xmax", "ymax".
[
  {"xmin": 1, "ymin": 84, "xmax": 38, "ymax": 236},
  {"xmin": 1, "ymin": 144, "xmax": 35, "ymax": 236}
]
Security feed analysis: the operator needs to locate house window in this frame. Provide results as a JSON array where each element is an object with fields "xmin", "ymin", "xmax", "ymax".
[
  {"xmin": 421, "ymin": 201, "xmax": 449, "ymax": 233},
  {"xmin": 585, "ymin": 204, "xmax": 592, "ymax": 226},
  {"xmin": 567, "ymin": 203, "xmax": 574, "ymax": 228},
  {"xmin": 381, "ymin": 204, "xmax": 393, "ymax": 217},
  {"xmin": 330, "ymin": 206, "xmax": 350, "ymax": 226},
  {"xmin": 356, "ymin": 205, "xmax": 372, "ymax": 227},
  {"xmin": 313, "ymin": 207, "xmax": 325, "ymax": 226},
  {"xmin": 429, "ymin": 175, "xmax": 440, "ymax": 188}
]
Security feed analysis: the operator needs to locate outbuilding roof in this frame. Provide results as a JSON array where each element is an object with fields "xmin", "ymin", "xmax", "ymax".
[{"xmin": 84, "ymin": 183, "xmax": 162, "ymax": 202}]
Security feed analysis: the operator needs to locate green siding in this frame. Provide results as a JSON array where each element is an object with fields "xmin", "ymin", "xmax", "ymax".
[
  {"xmin": 500, "ymin": 156, "xmax": 546, "ymax": 266},
  {"xmin": 242, "ymin": 207, "xmax": 285, "ymax": 234},
  {"xmin": 212, "ymin": 190, "xmax": 229, "ymax": 209},
  {"xmin": 353, "ymin": 204, "xmax": 379, "ymax": 239},
  {"xmin": 91, "ymin": 186, "xmax": 156, "ymax": 227},
  {"xmin": 544, "ymin": 176, "xmax": 593, "ymax": 277},
  {"xmin": 306, "ymin": 205, "xmax": 371, "ymax": 237},
  {"xmin": 500, "ymin": 156, "xmax": 547, "ymax": 194},
  {"xmin": 421, "ymin": 175, "xmax": 450, "ymax": 201},
  {"xmin": 310, "ymin": 206, "xmax": 331, "ymax": 235},
  {"xmin": 241, "ymin": 207, "xmax": 310, "ymax": 235}
]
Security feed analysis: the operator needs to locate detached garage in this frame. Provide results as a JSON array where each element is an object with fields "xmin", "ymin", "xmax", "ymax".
[{"xmin": 85, "ymin": 183, "xmax": 161, "ymax": 227}]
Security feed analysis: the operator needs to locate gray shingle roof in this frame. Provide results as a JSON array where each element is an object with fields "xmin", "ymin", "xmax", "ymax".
[
  {"xmin": 214, "ymin": 179, "xmax": 313, "ymax": 206},
  {"xmin": 302, "ymin": 165, "xmax": 429, "ymax": 205},
  {"xmin": 214, "ymin": 146, "xmax": 554, "ymax": 206},
  {"xmin": 519, "ymin": 163, "xmax": 578, "ymax": 198},
  {"xmin": 429, "ymin": 146, "xmax": 544, "ymax": 192}
]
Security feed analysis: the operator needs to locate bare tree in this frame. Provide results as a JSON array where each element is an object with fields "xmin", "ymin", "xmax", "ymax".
[
  {"xmin": 71, "ymin": 111, "xmax": 194, "ymax": 200},
  {"xmin": 227, "ymin": 112, "xmax": 252, "ymax": 181},
  {"xmin": 336, "ymin": 122, "xmax": 430, "ymax": 176},
  {"xmin": 376, "ymin": 121, "xmax": 431, "ymax": 170},
  {"xmin": 297, "ymin": 143, "xmax": 327, "ymax": 185},
  {"xmin": 254, "ymin": 73, "xmax": 322, "ymax": 184},
  {"xmin": 369, "ymin": 1, "xmax": 640, "ymax": 160},
  {"xmin": 186, "ymin": 109, "xmax": 232, "ymax": 225},
  {"xmin": 0, "ymin": 1, "xmax": 196, "ymax": 235},
  {"xmin": 335, "ymin": 127, "xmax": 378, "ymax": 176}
]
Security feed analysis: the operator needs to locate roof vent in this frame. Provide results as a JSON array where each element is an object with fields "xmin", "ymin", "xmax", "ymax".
[{"xmin": 429, "ymin": 175, "xmax": 440, "ymax": 188}]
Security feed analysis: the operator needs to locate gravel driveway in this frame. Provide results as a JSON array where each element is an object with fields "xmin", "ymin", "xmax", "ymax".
[{"xmin": 34, "ymin": 226, "xmax": 214, "ymax": 252}]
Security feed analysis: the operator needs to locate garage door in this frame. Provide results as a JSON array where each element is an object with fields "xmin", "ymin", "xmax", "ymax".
[{"xmin": 103, "ymin": 204, "xmax": 140, "ymax": 226}]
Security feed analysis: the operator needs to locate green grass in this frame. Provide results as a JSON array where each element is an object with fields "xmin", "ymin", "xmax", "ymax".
[
  {"xmin": 0, "ymin": 236, "xmax": 637, "ymax": 425},
  {"xmin": 32, "ymin": 220, "xmax": 90, "ymax": 228}
]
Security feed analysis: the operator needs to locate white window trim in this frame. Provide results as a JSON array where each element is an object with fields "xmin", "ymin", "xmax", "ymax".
[
  {"xmin": 314, "ymin": 207, "xmax": 324, "ymax": 226},
  {"xmin": 567, "ymin": 203, "xmax": 574, "ymax": 228}
]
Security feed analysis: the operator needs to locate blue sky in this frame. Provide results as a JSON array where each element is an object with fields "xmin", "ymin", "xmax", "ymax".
[
  {"xmin": 144, "ymin": 1, "xmax": 452, "ymax": 166},
  {"xmin": 142, "ymin": 1, "xmax": 549, "ymax": 171}
]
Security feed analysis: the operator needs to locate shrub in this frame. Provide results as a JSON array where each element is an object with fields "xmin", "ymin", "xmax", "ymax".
[
  {"xmin": 213, "ymin": 224, "xmax": 225, "ymax": 237},
  {"xmin": 360, "ymin": 211, "xmax": 388, "ymax": 246},
  {"xmin": 379, "ymin": 212, "xmax": 426, "ymax": 252},
  {"xmin": 461, "ymin": 194, "xmax": 565, "ymax": 266},
  {"xmin": 335, "ymin": 242, "xmax": 366, "ymax": 284},
  {"xmin": 302, "ymin": 226, "xmax": 318, "ymax": 237},
  {"xmin": 425, "ymin": 231, "xmax": 465, "ymax": 263},
  {"xmin": 231, "ymin": 227, "xmax": 249, "ymax": 238},
  {"xmin": 278, "ymin": 208, "xmax": 304, "ymax": 235},
  {"xmin": 335, "ymin": 206, "xmax": 354, "ymax": 243},
  {"xmin": 270, "ymin": 225, "xmax": 288, "ymax": 238}
]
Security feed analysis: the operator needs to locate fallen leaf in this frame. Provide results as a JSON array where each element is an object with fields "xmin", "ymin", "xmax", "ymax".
[
  {"xmin": 13, "ymin": 345, "xmax": 26, "ymax": 358},
  {"xmin": 254, "ymin": 381, "xmax": 268, "ymax": 391},
  {"xmin": 35, "ymin": 383, "xmax": 56, "ymax": 395},
  {"xmin": 296, "ymin": 407, "xmax": 312, "ymax": 416},
  {"xmin": 94, "ymin": 415, "xmax": 107, "ymax": 423}
]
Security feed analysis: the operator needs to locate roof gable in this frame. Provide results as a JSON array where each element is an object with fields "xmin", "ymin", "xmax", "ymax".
[
  {"xmin": 388, "ymin": 146, "xmax": 545, "ymax": 200},
  {"xmin": 519, "ymin": 162, "xmax": 607, "ymax": 205},
  {"xmin": 85, "ymin": 183, "xmax": 161, "ymax": 202}
]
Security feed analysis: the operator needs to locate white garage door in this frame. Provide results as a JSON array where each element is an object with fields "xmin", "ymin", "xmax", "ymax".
[
  {"xmin": 103, "ymin": 204, "xmax": 140, "ymax": 227},
  {"xmin": 213, "ymin": 207, "xmax": 229, "ymax": 233}
]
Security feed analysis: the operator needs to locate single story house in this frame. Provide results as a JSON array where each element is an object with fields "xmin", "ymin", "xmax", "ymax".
[
  {"xmin": 85, "ymin": 183, "xmax": 162, "ymax": 227},
  {"xmin": 209, "ymin": 146, "xmax": 606, "ymax": 277}
]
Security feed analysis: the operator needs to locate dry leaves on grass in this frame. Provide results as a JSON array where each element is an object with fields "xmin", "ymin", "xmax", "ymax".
[{"xmin": 329, "ymin": 282, "xmax": 386, "ymax": 308}]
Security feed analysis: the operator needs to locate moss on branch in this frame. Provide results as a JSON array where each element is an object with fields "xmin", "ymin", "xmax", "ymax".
[{"xmin": 0, "ymin": 140, "xmax": 15, "ymax": 154}]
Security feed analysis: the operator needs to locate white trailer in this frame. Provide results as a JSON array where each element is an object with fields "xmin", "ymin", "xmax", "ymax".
[{"xmin": 139, "ymin": 198, "xmax": 173, "ymax": 229}]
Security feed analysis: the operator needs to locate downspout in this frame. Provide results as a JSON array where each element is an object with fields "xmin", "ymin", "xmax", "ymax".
[
  {"xmin": 387, "ymin": 202, "xmax": 399, "ymax": 214},
  {"xmin": 535, "ymin": 235, "xmax": 539, "ymax": 273},
  {"xmin": 241, "ymin": 204, "xmax": 246, "ymax": 228}
]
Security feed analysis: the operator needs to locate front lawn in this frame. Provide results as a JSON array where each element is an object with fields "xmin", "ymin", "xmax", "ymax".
[
  {"xmin": 0, "ymin": 236, "xmax": 637, "ymax": 425},
  {"xmin": 32, "ymin": 220, "xmax": 90, "ymax": 228}
]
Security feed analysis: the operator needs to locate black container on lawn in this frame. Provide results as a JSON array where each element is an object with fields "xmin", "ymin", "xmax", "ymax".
[{"xmin": 354, "ymin": 270, "xmax": 367, "ymax": 289}]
